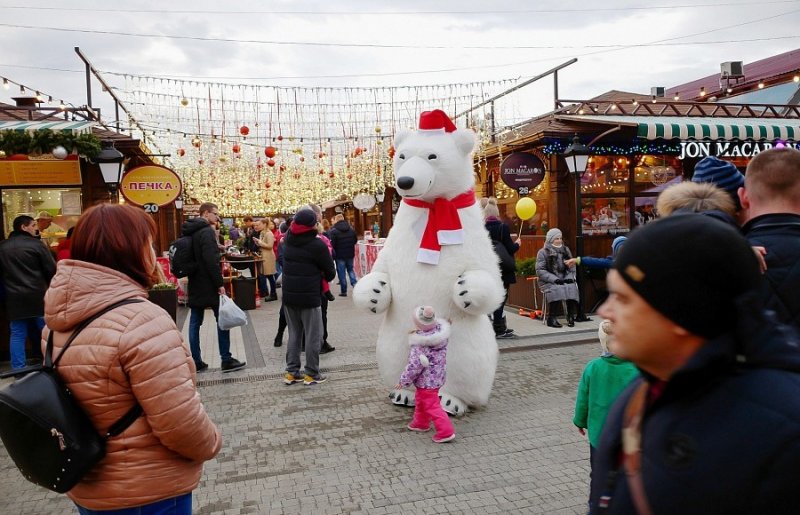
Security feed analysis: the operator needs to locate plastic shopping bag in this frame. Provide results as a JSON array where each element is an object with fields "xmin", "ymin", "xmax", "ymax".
[{"xmin": 218, "ymin": 294, "xmax": 248, "ymax": 330}]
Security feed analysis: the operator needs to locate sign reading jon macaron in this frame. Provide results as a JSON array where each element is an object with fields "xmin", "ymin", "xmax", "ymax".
[
  {"xmin": 120, "ymin": 164, "xmax": 182, "ymax": 213},
  {"xmin": 499, "ymin": 152, "xmax": 546, "ymax": 195}
]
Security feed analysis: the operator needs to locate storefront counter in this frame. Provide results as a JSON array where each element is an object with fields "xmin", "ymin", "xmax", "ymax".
[{"xmin": 354, "ymin": 240, "xmax": 384, "ymax": 279}]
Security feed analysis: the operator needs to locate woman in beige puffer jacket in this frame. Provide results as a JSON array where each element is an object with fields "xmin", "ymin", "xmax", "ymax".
[{"xmin": 43, "ymin": 203, "xmax": 221, "ymax": 512}]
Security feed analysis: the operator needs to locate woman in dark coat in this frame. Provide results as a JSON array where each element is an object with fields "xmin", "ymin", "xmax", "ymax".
[{"xmin": 482, "ymin": 197, "xmax": 519, "ymax": 337}]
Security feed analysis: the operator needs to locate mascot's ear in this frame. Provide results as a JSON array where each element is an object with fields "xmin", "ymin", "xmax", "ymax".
[
  {"xmin": 394, "ymin": 129, "xmax": 413, "ymax": 149},
  {"xmin": 453, "ymin": 130, "xmax": 476, "ymax": 155}
]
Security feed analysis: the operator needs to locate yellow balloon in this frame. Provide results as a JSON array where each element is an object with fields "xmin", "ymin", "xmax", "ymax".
[{"xmin": 515, "ymin": 197, "xmax": 537, "ymax": 220}]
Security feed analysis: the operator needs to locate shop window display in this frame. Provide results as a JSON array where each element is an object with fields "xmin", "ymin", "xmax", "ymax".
[
  {"xmin": 634, "ymin": 197, "xmax": 660, "ymax": 227},
  {"xmin": 581, "ymin": 197, "xmax": 629, "ymax": 236},
  {"xmin": 581, "ymin": 156, "xmax": 630, "ymax": 195},
  {"xmin": 633, "ymin": 155, "xmax": 684, "ymax": 194},
  {"xmin": 1, "ymin": 188, "xmax": 82, "ymax": 248}
]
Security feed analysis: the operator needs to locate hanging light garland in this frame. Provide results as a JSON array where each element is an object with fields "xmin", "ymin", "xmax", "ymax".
[{"xmin": 112, "ymin": 76, "xmax": 520, "ymax": 215}]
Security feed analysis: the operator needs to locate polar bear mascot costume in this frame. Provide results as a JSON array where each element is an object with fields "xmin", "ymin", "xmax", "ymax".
[{"xmin": 353, "ymin": 109, "xmax": 505, "ymax": 416}]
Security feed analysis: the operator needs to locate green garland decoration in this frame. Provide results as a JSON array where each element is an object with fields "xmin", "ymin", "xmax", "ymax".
[{"xmin": 0, "ymin": 129, "xmax": 101, "ymax": 158}]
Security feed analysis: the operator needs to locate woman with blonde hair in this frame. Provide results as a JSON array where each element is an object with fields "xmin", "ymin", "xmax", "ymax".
[
  {"xmin": 253, "ymin": 218, "xmax": 278, "ymax": 301},
  {"xmin": 44, "ymin": 203, "xmax": 221, "ymax": 514}
]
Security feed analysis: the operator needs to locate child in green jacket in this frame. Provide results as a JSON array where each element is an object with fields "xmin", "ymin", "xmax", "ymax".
[{"xmin": 573, "ymin": 319, "xmax": 638, "ymax": 497}]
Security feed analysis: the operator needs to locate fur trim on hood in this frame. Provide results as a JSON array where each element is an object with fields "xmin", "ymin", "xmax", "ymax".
[{"xmin": 409, "ymin": 318, "xmax": 451, "ymax": 347}]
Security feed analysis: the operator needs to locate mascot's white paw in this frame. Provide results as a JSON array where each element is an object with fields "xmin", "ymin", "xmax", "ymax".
[
  {"xmin": 439, "ymin": 391, "xmax": 468, "ymax": 417},
  {"xmin": 352, "ymin": 272, "xmax": 391, "ymax": 314},
  {"xmin": 389, "ymin": 388, "xmax": 415, "ymax": 407},
  {"xmin": 452, "ymin": 270, "xmax": 504, "ymax": 315}
]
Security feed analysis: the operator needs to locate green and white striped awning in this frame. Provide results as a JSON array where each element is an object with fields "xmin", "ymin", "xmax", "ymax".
[
  {"xmin": 557, "ymin": 115, "xmax": 800, "ymax": 141},
  {"xmin": 0, "ymin": 120, "xmax": 96, "ymax": 135}
]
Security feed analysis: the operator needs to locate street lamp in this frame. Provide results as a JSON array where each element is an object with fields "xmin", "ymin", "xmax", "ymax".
[
  {"xmin": 95, "ymin": 140, "xmax": 125, "ymax": 201},
  {"xmin": 562, "ymin": 134, "xmax": 591, "ymax": 317}
]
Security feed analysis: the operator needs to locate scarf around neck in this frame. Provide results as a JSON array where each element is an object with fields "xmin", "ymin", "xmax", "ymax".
[{"xmin": 403, "ymin": 190, "xmax": 476, "ymax": 265}]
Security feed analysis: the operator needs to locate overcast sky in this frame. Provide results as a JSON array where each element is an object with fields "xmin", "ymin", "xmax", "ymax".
[{"xmin": 1, "ymin": 0, "xmax": 799, "ymax": 133}]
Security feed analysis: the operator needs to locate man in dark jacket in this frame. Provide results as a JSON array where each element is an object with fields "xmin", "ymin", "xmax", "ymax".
[
  {"xmin": 328, "ymin": 214, "xmax": 358, "ymax": 297},
  {"xmin": 592, "ymin": 215, "xmax": 800, "ymax": 514},
  {"xmin": 0, "ymin": 215, "xmax": 55, "ymax": 369},
  {"xmin": 739, "ymin": 147, "xmax": 800, "ymax": 330},
  {"xmin": 184, "ymin": 202, "xmax": 245, "ymax": 373},
  {"xmin": 281, "ymin": 209, "xmax": 336, "ymax": 385}
]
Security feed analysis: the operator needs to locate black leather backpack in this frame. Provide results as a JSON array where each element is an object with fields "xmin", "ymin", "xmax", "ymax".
[{"xmin": 0, "ymin": 298, "xmax": 144, "ymax": 493}]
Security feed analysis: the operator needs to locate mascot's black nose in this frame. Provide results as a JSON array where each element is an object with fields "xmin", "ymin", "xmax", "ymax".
[{"xmin": 396, "ymin": 176, "xmax": 415, "ymax": 190}]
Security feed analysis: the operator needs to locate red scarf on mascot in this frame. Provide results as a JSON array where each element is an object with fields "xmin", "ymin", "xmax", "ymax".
[{"xmin": 403, "ymin": 190, "xmax": 476, "ymax": 265}]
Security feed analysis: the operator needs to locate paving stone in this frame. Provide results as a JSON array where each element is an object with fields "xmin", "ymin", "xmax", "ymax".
[{"xmin": 0, "ymin": 296, "xmax": 600, "ymax": 513}]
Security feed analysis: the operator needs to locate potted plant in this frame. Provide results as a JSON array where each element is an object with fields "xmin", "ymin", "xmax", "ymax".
[{"xmin": 148, "ymin": 282, "xmax": 178, "ymax": 322}]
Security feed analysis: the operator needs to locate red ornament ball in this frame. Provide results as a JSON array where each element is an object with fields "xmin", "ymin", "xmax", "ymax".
[
  {"xmin": 277, "ymin": 135, "xmax": 283, "ymax": 141},
  {"xmin": 177, "ymin": 148, "xmax": 186, "ymax": 157},
  {"xmin": 264, "ymin": 146, "xmax": 277, "ymax": 158},
  {"xmin": 232, "ymin": 144, "xmax": 241, "ymax": 154},
  {"xmin": 239, "ymin": 126, "xmax": 250, "ymax": 136},
  {"xmin": 267, "ymin": 158, "xmax": 276, "ymax": 167}
]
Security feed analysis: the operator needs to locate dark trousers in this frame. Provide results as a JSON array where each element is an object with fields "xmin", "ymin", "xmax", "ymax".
[
  {"xmin": 320, "ymin": 293, "xmax": 329, "ymax": 343},
  {"xmin": 276, "ymin": 300, "xmax": 287, "ymax": 340},
  {"xmin": 491, "ymin": 288, "xmax": 509, "ymax": 334}
]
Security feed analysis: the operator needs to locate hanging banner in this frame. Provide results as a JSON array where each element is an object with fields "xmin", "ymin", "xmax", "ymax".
[
  {"xmin": 0, "ymin": 157, "xmax": 82, "ymax": 186},
  {"xmin": 120, "ymin": 164, "xmax": 182, "ymax": 207},
  {"xmin": 500, "ymin": 152, "xmax": 546, "ymax": 195}
]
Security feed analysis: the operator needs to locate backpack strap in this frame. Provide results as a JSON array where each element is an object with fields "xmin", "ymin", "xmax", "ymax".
[
  {"xmin": 50, "ymin": 298, "xmax": 144, "ymax": 368},
  {"xmin": 46, "ymin": 297, "xmax": 146, "ymax": 439}
]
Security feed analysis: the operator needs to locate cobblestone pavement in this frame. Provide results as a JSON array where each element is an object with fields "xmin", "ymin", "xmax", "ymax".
[{"xmin": 0, "ymin": 291, "xmax": 602, "ymax": 514}]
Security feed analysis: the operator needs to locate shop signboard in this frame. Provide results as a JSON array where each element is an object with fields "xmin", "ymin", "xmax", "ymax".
[
  {"xmin": 0, "ymin": 158, "xmax": 82, "ymax": 186},
  {"xmin": 678, "ymin": 140, "xmax": 800, "ymax": 160},
  {"xmin": 500, "ymin": 152, "xmax": 546, "ymax": 195},
  {"xmin": 120, "ymin": 164, "xmax": 182, "ymax": 207}
]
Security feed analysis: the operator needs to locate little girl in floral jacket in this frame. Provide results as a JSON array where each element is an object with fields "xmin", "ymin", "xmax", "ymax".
[{"xmin": 396, "ymin": 305, "xmax": 455, "ymax": 443}]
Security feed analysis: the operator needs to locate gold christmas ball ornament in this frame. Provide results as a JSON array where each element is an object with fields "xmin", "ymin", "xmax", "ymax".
[
  {"xmin": 375, "ymin": 127, "xmax": 382, "ymax": 133},
  {"xmin": 180, "ymin": 97, "xmax": 189, "ymax": 107}
]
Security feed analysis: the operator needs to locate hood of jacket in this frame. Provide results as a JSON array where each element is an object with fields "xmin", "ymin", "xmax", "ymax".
[
  {"xmin": 181, "ymin": 217, "xmax": 210, "ymax": 236},
  {"xmin": 285, "ymin": 227, "xmax": 318, "ymax": 247},
  {"xmin": 44, "ymin": 259, "xmax": 147, "ymax": 332},
  {"xmin": 409, "ymin": 319, "xmax": 451, "ymax": 347},
  {"xmin": 333, "ymin": 220, "xmax": 352, "ymax": 233},
  {"xmin": 641, "ymin": 291, "xmax": 800, "ymax": 410}
]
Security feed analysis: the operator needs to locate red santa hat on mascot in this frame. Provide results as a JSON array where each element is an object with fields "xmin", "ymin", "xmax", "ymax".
[{"xmin": 418, "ymin": 109, "xmax": 457, "ymax": 133}]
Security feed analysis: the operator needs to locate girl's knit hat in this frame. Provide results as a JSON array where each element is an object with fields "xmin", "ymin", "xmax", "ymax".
[{"xmin": 412, "ymin": 305, "xmax": 438, "ymax": 332}]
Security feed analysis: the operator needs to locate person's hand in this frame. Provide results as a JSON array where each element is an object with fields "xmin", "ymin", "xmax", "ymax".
[
  {"xmin": 394, "ymin": 383, "xmax": 402, "ymax": 390},
  {"xmin": 565, "ymin": 258, "xmax": 577, "ymax": 267},
  {"xmin": 218, "ymin": 286, "xmax": 226, "ymax": 295},
  {"xmin": 564, "ymin": 278, "xmax": 575, "ymax": 284},
  {"xmin": 577, "ymin": 427, "xmax": 586, "ymax": 436},
  {"xmin": 752, "ymin": 246, "xmax": 767, "ymax": 273},
  {"xmin": 554, "ymin": 279, "xmax": 565, "ymax": 285}
]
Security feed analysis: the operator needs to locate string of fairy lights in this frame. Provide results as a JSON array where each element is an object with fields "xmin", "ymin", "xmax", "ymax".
[{"xmin": 113, "ymin": 76, "xmax": 523, "ymax": 215}]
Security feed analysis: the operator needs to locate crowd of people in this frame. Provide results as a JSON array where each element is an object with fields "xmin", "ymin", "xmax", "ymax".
[{"xmin": 1, "ymin": 147, "xmax": 799, "ymax": 512}]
